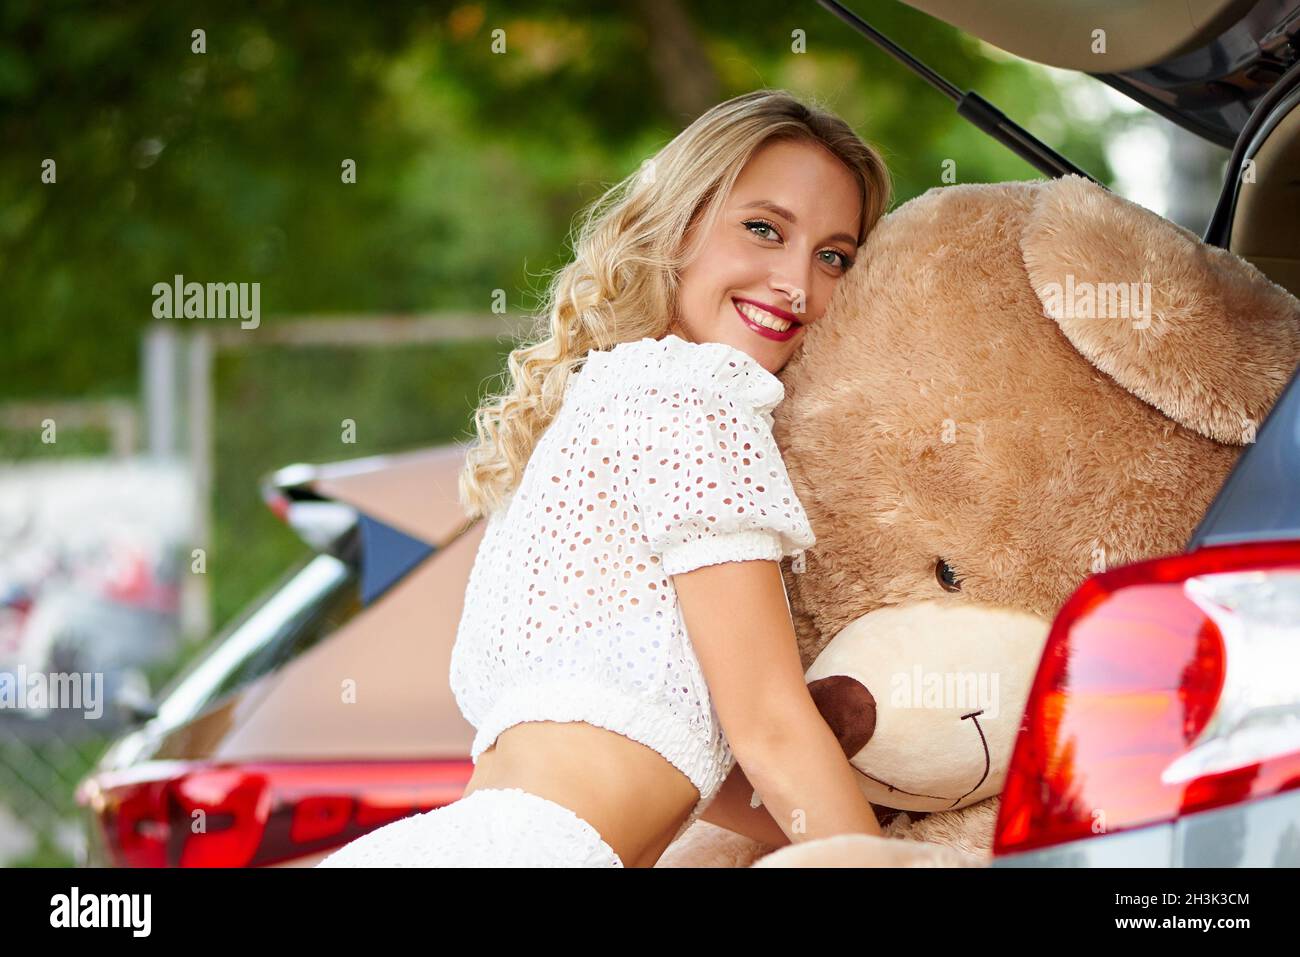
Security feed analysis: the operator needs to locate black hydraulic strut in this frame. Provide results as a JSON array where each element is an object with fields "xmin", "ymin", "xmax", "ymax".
[{"xmin": 815, "ymin": 0, "xmax": 1103, "ymax": 184}]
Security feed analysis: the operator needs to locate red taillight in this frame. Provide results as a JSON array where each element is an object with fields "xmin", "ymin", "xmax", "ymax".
[
  {"xmin": 76, "ymin": 759, "xmax": 472, "ymax": 867},
  {"xmin": 994, "ymin": 539, "xmax": 1300, "ymax": 856}
]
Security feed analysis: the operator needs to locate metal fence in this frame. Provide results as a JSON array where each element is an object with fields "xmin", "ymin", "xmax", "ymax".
[{"xmin": 0, "ymin": 713, "xmax": 122, "ymax": 866}]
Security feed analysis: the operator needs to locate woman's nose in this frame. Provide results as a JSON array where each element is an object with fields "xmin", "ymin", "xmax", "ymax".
[
  {"xmin": 769, "ymin": 279, "xmax": 810, "ymax": 320},
  {"xmin": 770, "ymin": 257, "xmax": 815, "ymax": 319}
]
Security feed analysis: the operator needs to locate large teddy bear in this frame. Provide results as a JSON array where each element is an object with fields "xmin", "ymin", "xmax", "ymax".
[{"xmin": 656, "ymin": 174, "xmax": 1300, "ymax": 868}]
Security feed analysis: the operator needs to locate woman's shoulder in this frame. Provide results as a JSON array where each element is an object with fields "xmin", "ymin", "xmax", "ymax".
[{"xmin": 574, "ymin": 335, "xmax": 785, "ymax": 415}]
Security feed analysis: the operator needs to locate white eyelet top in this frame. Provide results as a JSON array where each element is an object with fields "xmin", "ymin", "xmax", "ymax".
[{"xmin": 448, "ymin": 335, "xmax": 816, "ymax": 847}]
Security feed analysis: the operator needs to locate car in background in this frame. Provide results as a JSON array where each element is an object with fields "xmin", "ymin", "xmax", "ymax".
[{"xmin": 75, "ymin": 446, "xmax": 483, "ymax": 866}]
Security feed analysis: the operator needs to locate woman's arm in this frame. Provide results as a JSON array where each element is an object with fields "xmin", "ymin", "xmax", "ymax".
[
  {"xmin": 673, "ymin": 557, "xmax": 882, "ymax": 844},
  {"xmin": 699, "ymin": 761, "xmax": 791, "ymax": 847}
]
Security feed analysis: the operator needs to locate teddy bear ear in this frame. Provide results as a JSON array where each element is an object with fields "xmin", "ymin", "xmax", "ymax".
[{"xmin": 1020, "ymin": 174, "xmax": 1300, "ymax": 445}]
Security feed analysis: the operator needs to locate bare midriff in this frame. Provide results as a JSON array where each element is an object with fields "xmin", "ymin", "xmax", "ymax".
[{"xmin": 461, "ymin": 720, "xmax": 702, "ymax": 868}]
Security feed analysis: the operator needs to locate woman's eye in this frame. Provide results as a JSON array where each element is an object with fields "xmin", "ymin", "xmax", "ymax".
[
  {"xmin": 743, "ymin": 219, "xmax": 780, "ymax": 240},
  {"xmin": 821, "ymin": 249, "xmax": 853, "ymax": 271}
]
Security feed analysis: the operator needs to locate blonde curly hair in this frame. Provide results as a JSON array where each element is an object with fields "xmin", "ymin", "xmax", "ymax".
[{"xmin": 458, "ymin": 88, "xmax": 892, "ymax": 521}]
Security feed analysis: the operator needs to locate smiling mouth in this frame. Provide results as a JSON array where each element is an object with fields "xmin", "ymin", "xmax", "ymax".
[{"xmin": 732, "ymin": 298, "xmax": 802, "ymax": 336}]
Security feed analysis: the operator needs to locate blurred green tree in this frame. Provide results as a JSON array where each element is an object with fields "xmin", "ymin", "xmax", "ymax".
[
  {"xmin": 1, "ymin": 0, "xmax": 1118, "ymax": 398},
  {"xmin": 0, "ymin": 0, "xmax": 1123, "ymax": 630}
]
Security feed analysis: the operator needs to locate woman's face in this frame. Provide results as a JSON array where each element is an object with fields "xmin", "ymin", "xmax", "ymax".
[{"xmin": 667, "ymin": 137, "xmax": 864, "ymax": 374}]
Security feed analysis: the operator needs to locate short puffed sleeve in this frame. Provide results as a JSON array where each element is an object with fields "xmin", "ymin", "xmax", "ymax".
[{"xmin": 624, "ymin": 349, "xmax": 816, "ymax": 576}]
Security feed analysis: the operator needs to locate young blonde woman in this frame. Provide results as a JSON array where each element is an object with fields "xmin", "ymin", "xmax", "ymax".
[{"xmin": 318, "ymin": 88, "xmax": 892, "ymax": 868}]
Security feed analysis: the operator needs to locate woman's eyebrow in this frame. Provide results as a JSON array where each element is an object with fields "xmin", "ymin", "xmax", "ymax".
[{"xmin": 738, "ymin": 199, "xmax": 857, "ymax": 246}]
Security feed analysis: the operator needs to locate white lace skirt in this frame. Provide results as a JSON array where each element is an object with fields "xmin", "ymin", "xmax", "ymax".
[{"xmin": 314, "ymin": 786, "xmax": 624, "ymax": 867}]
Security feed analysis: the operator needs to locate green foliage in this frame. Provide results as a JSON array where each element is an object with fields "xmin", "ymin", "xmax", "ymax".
[
  {"xmin": 2, "ymin": 0, "xmax": 1125, "ymax": 633},
  {"xmin": 0, "ymin": 426, "xmax": 110, "ymax": 459}
]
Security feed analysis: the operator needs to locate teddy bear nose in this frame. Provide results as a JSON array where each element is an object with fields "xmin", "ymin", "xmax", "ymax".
[{"xmin": 806, "ymin": 674, "xmax": 877, "ymax": 756}]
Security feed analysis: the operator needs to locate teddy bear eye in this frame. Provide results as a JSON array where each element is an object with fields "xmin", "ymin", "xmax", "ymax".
[{"xmin": 935, "ymin": 558, "xmax": 962, "ymax": 592}]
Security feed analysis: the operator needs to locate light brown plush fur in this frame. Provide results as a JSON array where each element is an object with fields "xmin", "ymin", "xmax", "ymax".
[{"xmin": 654, "ymin": 175, "xmax": 1300, "ymax": 868}]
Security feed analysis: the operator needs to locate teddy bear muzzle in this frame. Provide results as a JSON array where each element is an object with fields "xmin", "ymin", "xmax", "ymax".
[{"xmin": 802, "ymin": 600, "xmax": 1051, "ymax": 813}]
